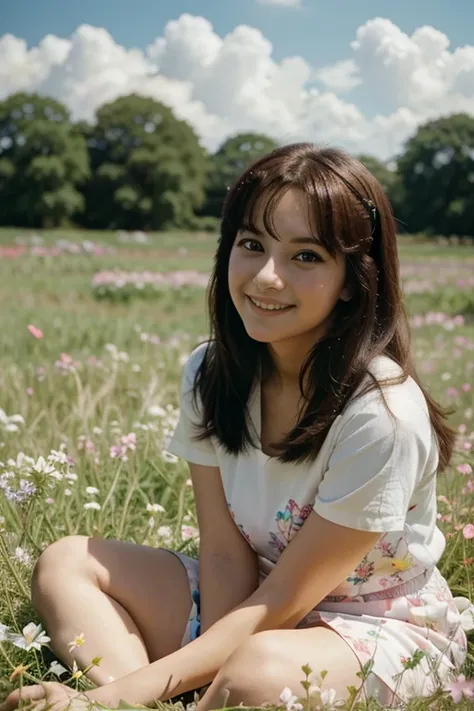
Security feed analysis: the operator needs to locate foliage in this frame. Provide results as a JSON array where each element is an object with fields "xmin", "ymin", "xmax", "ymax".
[
  {"xmin": 202, "ymin": 132, "xmax": 279, "ymax": 217},
  {"xmin": 0, "ymin": 94, "xmax": 90, "ymax": 228},
  {"xmin": 396, "ymin": 113, "xmax": 474, "ymax": 237},
  {"xmin": 77, "ymin": 95, "xmax": 208, "ymax": 231}
]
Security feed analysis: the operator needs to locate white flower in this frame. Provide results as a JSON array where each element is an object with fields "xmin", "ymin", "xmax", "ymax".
[
  {"xmin": 9, "ymin": 622, "xmax": 51, "ymax": 651},
  {"xmin": 49, "ymin": 660, "xmax": 68, "ymax": 677},
  {"xmin": 84, "ymin": 502, "xmax": 101, "ymax": 511},
  {"xmin": 0, "ymin": 622, "xmax": 10, "ymax": 642},
  {"xmin": 32, "ymin": 456, "xmax": 59, "ymax": 479},
  {"xmin": 279, "ymin": 687, "xmax": 303, "ymax": 711},
  {"xmin": 308, "ymin": 684, "xmax": 346, "ymax": 710},
  {"xmin": 147, "ymin": 503, "xmax": 165, "ymax": 514},
  {"xmin": 86, "ymin": 486, "xmax": 100, "ymax": 495},
  {"xmin": 68, "ymin": 632, "xmax": 86, "ymax": 653},
  {"xmin": 14, "ymin": 547, "xmax": 32, "ymax": 566},
  {"xmin": 148, "ymin": 405, "xmax": 166, "ymax": 418},
  {"xmin": 48, "ymin": 449, "xmax": 69, "ymax": 465}
]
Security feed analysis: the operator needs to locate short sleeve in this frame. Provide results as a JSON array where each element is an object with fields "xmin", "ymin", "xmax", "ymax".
[
  {"xmin": 165, "ymin": 344, "xmax": 219, "ymax": 467},
  {"xmin": 313, "ymin": 405, "xmax": 430, "ymax": 532}
]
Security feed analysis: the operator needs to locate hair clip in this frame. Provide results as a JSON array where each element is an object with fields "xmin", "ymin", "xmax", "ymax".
[{"xmin": 360, "ymin": 197, "xmax": 377, "ymax": 235}]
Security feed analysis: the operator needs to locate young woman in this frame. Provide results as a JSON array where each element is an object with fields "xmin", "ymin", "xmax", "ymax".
[{"xmin": 3, "ymin": 144, "xmax": 471, "ymax": 711}]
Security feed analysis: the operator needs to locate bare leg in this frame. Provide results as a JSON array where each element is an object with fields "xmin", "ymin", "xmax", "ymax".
[{"xmin": 31, "ymin": 536, "xmax": 192, "ymax": 686}]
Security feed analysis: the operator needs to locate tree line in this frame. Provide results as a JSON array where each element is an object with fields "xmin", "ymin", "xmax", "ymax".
[{"xmin": 1, "ymin": 92, "xmax": 473, "ymax": 237}]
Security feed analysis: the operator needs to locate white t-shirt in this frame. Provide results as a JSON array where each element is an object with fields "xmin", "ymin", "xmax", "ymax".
[{"xmin": 167, "ymin": 342, "xmax": 446, "ymax": 600}]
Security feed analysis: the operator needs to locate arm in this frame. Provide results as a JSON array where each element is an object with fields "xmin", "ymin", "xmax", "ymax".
[
  {"xmin": 189, "ymin": 462, "xmax": 260, "ymax": 633},
  {"xmin": 87, "ymin": 511, "xmax": 381, "ymax": 707}
]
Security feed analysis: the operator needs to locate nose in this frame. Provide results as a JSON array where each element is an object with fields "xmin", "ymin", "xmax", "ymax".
[{"xmin": 252, "ymin": 257, "xmax": 285, "ymax": 291}]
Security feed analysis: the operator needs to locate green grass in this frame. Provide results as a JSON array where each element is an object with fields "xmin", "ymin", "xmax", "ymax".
[{"xmin": 0, "ymin": 228, "xmax": 473, "ymax": 711}]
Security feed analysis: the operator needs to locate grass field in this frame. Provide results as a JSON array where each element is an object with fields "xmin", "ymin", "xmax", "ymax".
[{"xmin": 0, "ymin": 227, "xmax": 473, "ymax": 711}]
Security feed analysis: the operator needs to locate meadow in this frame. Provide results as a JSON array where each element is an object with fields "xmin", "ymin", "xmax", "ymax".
[{"xmin": 0, "ymin": 227, "xmax": 473, "ymax": 711}]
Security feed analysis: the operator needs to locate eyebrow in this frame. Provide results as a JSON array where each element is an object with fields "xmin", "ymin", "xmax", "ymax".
[{"xmin": 240, "ymin": 225, "xmax": 322, "ymax": 246}]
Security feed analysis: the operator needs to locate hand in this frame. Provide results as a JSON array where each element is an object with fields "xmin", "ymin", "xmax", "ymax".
[{"xmin": 0, "ymin": 682, "xmax": 90, "ymax": 711}]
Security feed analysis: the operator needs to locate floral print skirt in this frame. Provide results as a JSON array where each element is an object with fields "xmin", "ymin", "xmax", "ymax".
[{"xmin": 166, "ymin": 551, "xmax": 470, "ymax": 709}]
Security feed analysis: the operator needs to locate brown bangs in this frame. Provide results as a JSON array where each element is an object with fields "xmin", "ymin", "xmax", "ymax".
[{"xmin": 223, "ymin": 148, "xmax": 375, "ymax": 259}]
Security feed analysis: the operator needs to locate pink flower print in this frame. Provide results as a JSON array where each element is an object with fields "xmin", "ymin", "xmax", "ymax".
[
  {"xmin": 347, "ymin": 556, "xmax": 375, "ymax": 585},
  {"xmin": 352, "ymin": 639, "xmax": 373, "ymax": 657}
]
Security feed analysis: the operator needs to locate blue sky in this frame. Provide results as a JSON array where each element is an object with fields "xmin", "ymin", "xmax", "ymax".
[
  {"xmin": 3, "ymin": 0, "xmax": 472, "ymax": 69},
  {"xmin": 1, "ymin": 0, "xmax": 473, "ymax": 159}
]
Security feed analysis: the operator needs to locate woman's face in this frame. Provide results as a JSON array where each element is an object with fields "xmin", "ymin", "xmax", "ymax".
[{"xmin": 228, "ymin": 188, "xmax": 350, "ymax": 352}]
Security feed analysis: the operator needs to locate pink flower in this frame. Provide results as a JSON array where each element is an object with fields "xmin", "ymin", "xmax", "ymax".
[
  {"xmin": 457, "ymin": 464, "xmax": 473, "ymax": 475},
  {"xmin": 443, "ymin": 674, "xmax": 474, "ymax": 703},
  {"xmin": 120, "ymin": 433, "xmax": 136, "ymax": 451},
  {"xmin": 26, "ymin": 387, "xmax": 34, "ymax": 396},
  {"xmin": 462, "ymin": 383, "xmax": 472, "ymax": 393},
  {"xmin": 27, "ymin": 324, "xmax": 43, "ymax": 339},
  {"xmin": 110, "ymin": 445, "xmax": 127, "ymax": 460},
  {"xmin": 462, "ymin": 524, "xmax": 474, "ymax": 540}
]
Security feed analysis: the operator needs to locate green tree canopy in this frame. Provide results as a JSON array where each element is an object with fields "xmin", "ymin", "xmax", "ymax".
[
  {"xmin": 78, "ymin": 94, "xmax": 208, "ymax": 230},
  {"xmin": 203, "ymin": 132, "xmax": 279, "ymax": 217},
  {"xmin": 396, "ymin": 113, "xmax": 474, "ymax": 236},
  {"xmin": 0, "ymin": 93, "xmax": 89, "ymax": 227}
]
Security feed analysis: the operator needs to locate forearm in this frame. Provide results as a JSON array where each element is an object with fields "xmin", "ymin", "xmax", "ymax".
[
  {"xmin": 199, "ymin": 551, "xmax": 260, "ymax": 634},
  {"xmin": 88, "ymin": 588, "xmax": 285, "ymax": 708}
]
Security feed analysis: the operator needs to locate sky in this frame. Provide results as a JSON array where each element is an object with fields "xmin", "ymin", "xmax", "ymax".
[{"xmin": 1, "ymin": 0, "xmax": 474, "ymax": 160}]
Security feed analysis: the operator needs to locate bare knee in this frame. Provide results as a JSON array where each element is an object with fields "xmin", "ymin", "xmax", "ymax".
[
  {"xmin": 213, "ymin": 633, "xmax": 282, "ymax": 707},
  {"xmin": 31, "ymin": 535, "xmax": 92, "ymax": 608}
]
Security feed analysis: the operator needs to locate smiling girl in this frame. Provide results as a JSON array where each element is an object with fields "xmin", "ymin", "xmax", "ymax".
[{"xmin": 3, "ymin": 143, "xmax": 471, "ymax": 711}]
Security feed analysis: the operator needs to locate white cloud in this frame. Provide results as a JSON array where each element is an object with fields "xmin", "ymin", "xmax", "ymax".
[
  {"xmin": 257, "ymin": 0, "xmax": 301, "ymax": 7},
  {"xmin": 1, "ymin": 14, "xmax": 474, "ymax": 161},
  {"xmin": 314, "ymin": 59, "xmax": 361, "ymax": 93}
]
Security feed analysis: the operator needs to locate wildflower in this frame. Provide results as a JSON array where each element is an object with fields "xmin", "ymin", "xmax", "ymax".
[
  {"xmin": 84, "ymin": 502, "xmax": 101, "ymax": 511},
  {"xmin": 279, "ymin": 687, "xmax": 303, "ymax": 711},
  {"xmin": 8, "ymin": 622, "xmax": 51, "ymax": 651},
  {"xmin": 182, "ymin": 525, "xmax": 199, "ymax": 541},
  {"xmin": 10, "ymin": 663, "xmax": 31, "ymax": 681},
  {"xmin": 110, "ymin": 444, "xmax": 127, "ymax": 460},
  {"xmin": 48, "ymin": 660, "xmax": 68, "ymax": 677},
  {"xmin": 307, "ymin": 683, "xmax": 345, "ymax": 710},
  {"xmin": 26, "ymin": 387, "xmax": 34, "ymax": 396},
  {"xmin": 86, "ymin": 486, "xmax": 100, "ymax": 495},
  {"xmin": 147, "ymin": 503, "xmax": 165, "ymax": 514},
  {"xmin": 27, "ymin": 324, "xmax": 43, "ymax": 339},
  {"xmin": 71, "ymin": 660, "xmax": 83, "ymax": 680},
  {"xmin": 0, "ymin": 409, "xmax": 25, "ymax": 433},
  {"xmin": 443, "ymin": 673, "xmax": 474, "ymax": 703},
  {"xmin": 120, "ymin": 432, "xmax": 136, "ymax": 451},
  {"xmin": 14, "ymin": 547, "xmax": 32, "ymax": 566},
  {"xmin": 68, "ymin": 633, "xmax": 86, "ymax": 653},
  {"xmin": 0, "ymin": 622, "xmax": 10, "ymax": 641},
  {"xmin": 463, "ymin": 524, "xmax": 474, "ymax": 539},
  {"xmin": 148, "ymin": 405, "xmax": 166, "ymax": 418},
  {"xmin": 457, "ymin": 463, "xmax": 472, "ymax": 475}
]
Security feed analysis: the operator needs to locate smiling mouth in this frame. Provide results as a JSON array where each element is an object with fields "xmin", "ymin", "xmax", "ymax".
[{"xmin": 247, "ymin": 295, "xmax": 295, "ymax": 312}]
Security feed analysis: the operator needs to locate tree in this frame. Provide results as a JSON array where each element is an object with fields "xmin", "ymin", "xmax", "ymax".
[
  {"xmin": 202, "ymin": 133, "xmax": 279, "ymax": 217},
  {"xmin": 357, "ymin": 154, "xmax": 405, "ymax": 230},
  {"xmin": 0, "ymin": 93, "xmax": 89, "ymax": 227},
  {"xmin": 78, "ymin": 95, "xmax": 208, "ymax": 230},
  {"xmin": 396, "ymin": 113, "xmax": 474, "ymax": 236}
]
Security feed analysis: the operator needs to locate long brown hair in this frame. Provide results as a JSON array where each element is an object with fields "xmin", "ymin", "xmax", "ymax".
[{"xmin": 192, "ymin": 143, "xmax": 456, "ymax": 471}]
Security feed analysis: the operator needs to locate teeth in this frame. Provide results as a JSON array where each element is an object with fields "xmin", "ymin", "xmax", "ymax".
[{"xmin": 250, "ymin": 297, "xmax": 291, "ymax": 311}]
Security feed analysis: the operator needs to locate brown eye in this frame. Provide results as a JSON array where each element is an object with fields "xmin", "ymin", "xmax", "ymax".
[
  {"xmin": 294, "ymin": 251, "xmax": 323, "ymax": 263},
  {"xmin": 237, "ymin": 239, "xmax": 263, "ymax": 252}
]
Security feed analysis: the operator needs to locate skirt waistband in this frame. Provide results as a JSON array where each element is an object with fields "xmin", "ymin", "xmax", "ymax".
[{"xmin": 321, "ymin": 568, "xmax": 434, "ymax": 603}]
